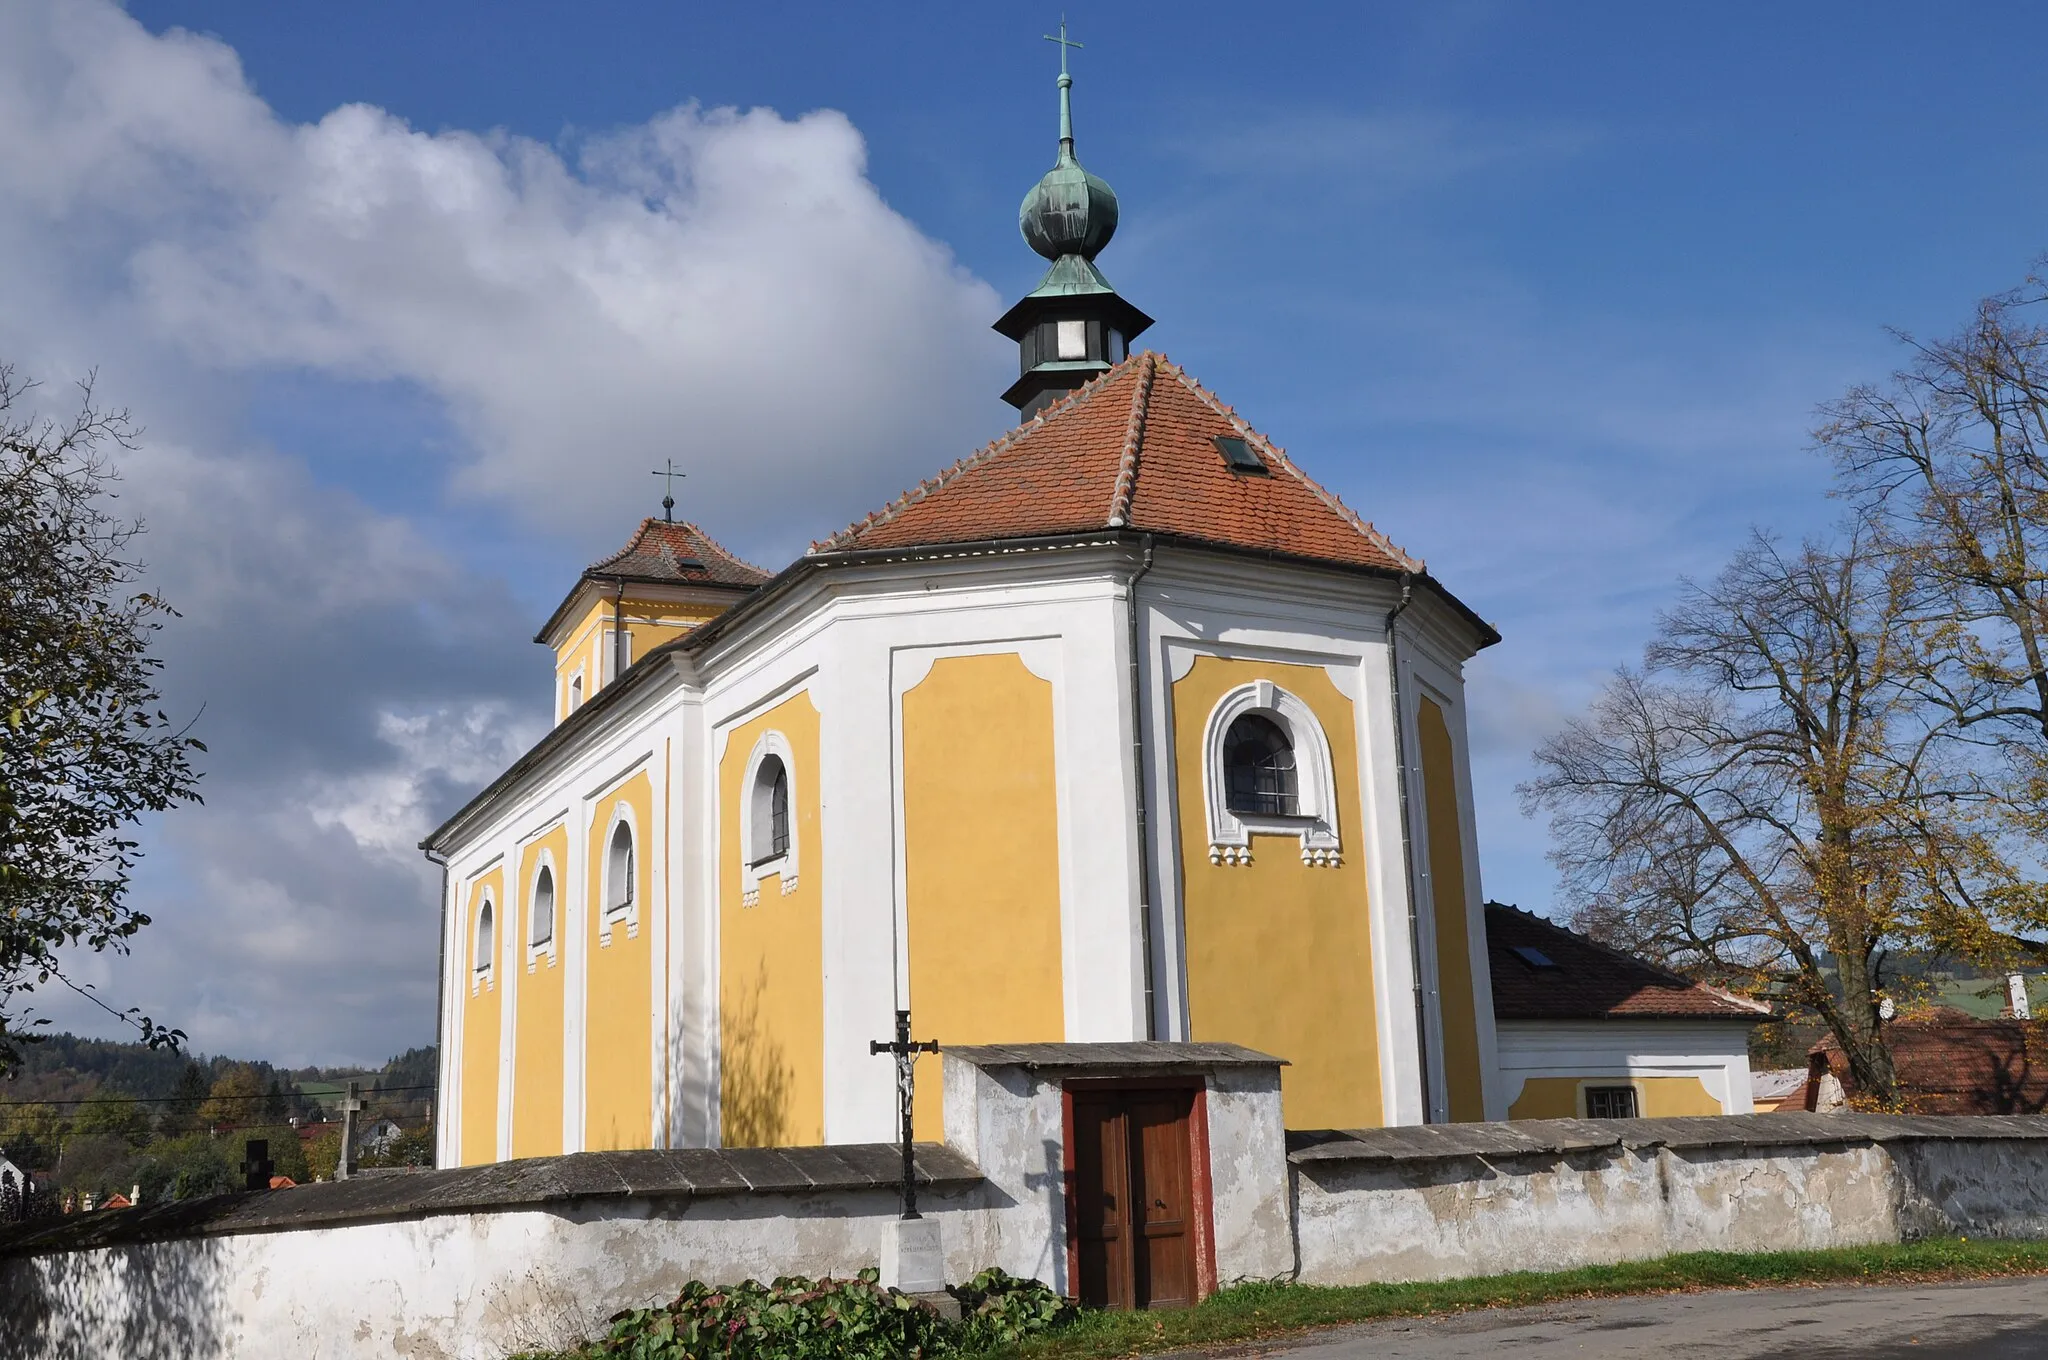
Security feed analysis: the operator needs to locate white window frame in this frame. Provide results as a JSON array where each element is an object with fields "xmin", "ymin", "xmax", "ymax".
[
  {"xmin": 568, "ymin": 670, "xmax": 585, "ymax": 713},
  {"xmin": 471, "ymin": 893, "xmax": 496, "ymax": 993},
  {"xmin": 599, "ymin": 804, "xmax": 640, "ymax": 943},
  {"xmin": 1201, "ymin": 679, "xmax": 1342, "ymax": 866},
  {"xmin": 527, "ymin": 852, "xmax": 559, "ymax": 968},
  {"xmin": 738, "ymin": 730, "xmax": 800, "ymax": 907}
]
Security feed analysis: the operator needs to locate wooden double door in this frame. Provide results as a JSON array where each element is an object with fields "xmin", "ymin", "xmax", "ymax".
[{"xmin": 1069, "ymin": 1085, "xmax": 1206, "ymax": 1310}]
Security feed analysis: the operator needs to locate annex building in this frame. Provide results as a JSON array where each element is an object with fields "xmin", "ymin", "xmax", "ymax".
[{"xmin": 423, "ymin": 56, "xmax": 1761, "ymax": 1168}]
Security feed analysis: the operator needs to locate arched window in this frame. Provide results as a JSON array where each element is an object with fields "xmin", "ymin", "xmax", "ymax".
[
  {"xmin": 530, "ymin": 865, "xmax": 555, "ymax": 948},
  {"xmin": 750, "ymin": 755, "xmax": 790, "ymax": 866},
  {"xmin": 474, "ymin": 899, "xmax": 495, "ymax": 974},
  {"xmin": 606, "ymin": 822, "xmax": 635, "ymax": 915},
  {"xmin": 569, "ymin": 674, "xmax": 584, "ymax": 712},
  {"xmin": 1223, "ymin": 714, "xmax": 1298, "ymax": 817},
  {"xmin": 737, "ymin": 729, "xmax": 800, "ymax": 904},
  {"xmin": 1202, "ymin": 679, "xmax": 1343, "ymax": 867}
]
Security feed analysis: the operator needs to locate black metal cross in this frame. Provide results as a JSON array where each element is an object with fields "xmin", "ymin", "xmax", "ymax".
[
  {"xmin": 651, "ymin": 460, "xmax": 686, "ymax": 522},
  {"xmin": 240, "ymin": 1138, "xmax": 274, "ymax": 1192},
  {"xmin": 869, "ymin": 1008, "xmax": 939, "ymax": 1219}
]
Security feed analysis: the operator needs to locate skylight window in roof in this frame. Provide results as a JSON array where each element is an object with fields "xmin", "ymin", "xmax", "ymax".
[
  {"xmin": 1511, "ymin": 945, "xmax": 1560, "ymax": 971},
  {"xmin": 1213, "ymin": 435, "xmax": 1266, "ymax": 474}
]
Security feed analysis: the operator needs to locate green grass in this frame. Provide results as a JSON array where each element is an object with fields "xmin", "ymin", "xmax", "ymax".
[{"xmin": 966, "ymin": 1238, "xmax": 2048, "ymax": 1359}]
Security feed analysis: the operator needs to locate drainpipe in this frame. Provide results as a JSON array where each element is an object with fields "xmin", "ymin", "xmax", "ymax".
[
  {"xmin": 424, "ymin": 845, "xmax": 451, "ymax": 1157},
  {"xmin": 1385, "ymin": 573, "xmax": 1436, "ymax": 1124},
  {"xmin": 1126, "ymin": 536, "xmax": 1158, "ymax": 1039},
  {"xmin": 611, "ymin": 581, "xmax": 628, "ymax": 685}
]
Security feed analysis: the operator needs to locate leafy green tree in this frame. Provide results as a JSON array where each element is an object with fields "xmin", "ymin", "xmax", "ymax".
[
  {"xmin": 0, "ymin": 366, "xmax": 202, "ymax": 1068},
  {"xmin": 72, "ymin": 1091, "xmax": 151, "ymax": 1149},
  {"xmin": 157, "ymin": 1059, "xmax": 209, "ymax": 1136},
  {"xmin": 196, "ymin": 1064, "xmax": 265, "ymax": 1131}
]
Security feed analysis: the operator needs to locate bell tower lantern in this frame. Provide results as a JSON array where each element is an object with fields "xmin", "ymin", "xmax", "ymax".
[{"xmin": 994, "ymin": 22, "xmax": 1153, "ymax": 421}]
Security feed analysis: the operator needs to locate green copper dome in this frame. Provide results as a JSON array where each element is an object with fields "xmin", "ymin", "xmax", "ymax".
[{"xmin": 1020, "ymin": 148, "xmax": 1118, "ymax": 261}]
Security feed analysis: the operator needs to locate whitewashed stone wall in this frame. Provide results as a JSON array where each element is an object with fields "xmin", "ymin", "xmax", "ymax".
[
  {"xmin": 8, "ymin": 1052, "xmax": 2048, "ymax": 1360},
  {"xmin": 1289, "ymin": 1114, "xmax": 2048, "ymax": 1286}
]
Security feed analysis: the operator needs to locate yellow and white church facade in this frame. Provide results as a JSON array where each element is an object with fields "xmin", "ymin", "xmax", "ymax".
[{"xmin": 422, "ymin": 64, "xmax": 1679, "ymax": 1167}]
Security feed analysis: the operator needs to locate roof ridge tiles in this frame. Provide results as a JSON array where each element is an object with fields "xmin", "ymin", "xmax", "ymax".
[
  {"xmin": 809, "ymin": 354, "xmax": 1145, "ymax": 554},
  {"xmin": 1158, "ymin": 360, "xmax": 1426, "ymax": 574},
  {"xmin": 1105, "ymin": 352, "xmax": 1157, "ymax": 528}
]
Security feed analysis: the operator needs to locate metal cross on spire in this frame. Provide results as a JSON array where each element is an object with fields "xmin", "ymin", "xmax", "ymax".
[
  {"xmin": 650, "ymin": 460, "xmax": 686, "ymax": 522},
  {"xmin": 1044, "ymin": 17, "xmax": 1082, "ymax": 146}
]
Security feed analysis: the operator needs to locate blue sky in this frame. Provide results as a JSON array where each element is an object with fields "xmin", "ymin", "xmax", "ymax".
[{"xmin": 10, "ymin": 0, "xmax": 2048, "ymax": 1063}]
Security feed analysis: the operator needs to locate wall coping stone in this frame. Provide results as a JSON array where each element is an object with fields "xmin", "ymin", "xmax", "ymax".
[
  {"xmin": 946, "ymin": 1041, "xmax": 1285, "ymax": 1071},
  {"xmin": 1288, "ymin": 1112, "xmax": 2048, "ymax": 1166},
  {"xmin": 0, "ymin": 1142, "xmax": 979, "ymax": 1260}
]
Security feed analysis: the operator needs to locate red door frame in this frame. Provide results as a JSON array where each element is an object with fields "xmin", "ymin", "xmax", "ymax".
[{"xmin": 1060, "ymin": 1076, "xmax": 1219, "ymax": 1305}]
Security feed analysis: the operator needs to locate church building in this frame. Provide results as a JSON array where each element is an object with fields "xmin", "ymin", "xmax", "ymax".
[{"xmin": 424, "ymin": 54, "xmax": 1522, "ymax": 1167}]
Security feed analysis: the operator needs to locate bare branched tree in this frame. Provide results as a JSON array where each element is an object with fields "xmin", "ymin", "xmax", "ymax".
[
  {"xmin": 1521, "ymin": 530, "xmax": 2014, "ymax": 1105},
  {"xmin": 1821, "ymin": 279, "xmax": 2048, "ymax": 822},
  {"xmin": 0, "ymin": 365, "xmax": 201, "ymax": 1068}
]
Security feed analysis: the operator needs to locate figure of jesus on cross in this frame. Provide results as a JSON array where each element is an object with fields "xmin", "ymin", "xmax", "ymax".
[{"xmin": 870, "ymin": 1008, "xmax": 939, "ymax": 1219}]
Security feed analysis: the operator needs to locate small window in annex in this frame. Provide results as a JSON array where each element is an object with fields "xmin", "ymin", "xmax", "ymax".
[
  {"xmin": 530, "ymin": 866, "xmax": 555, "ymax": 948},
  {"xmin": 1585, "ymin": 1085, "xmax": 1639, "ymax": 1119},
  {"xmin": 1223, "ymin": 713, "xmax": 1299, "ymax": 816},
  {"xmin": 474, "ymin": 901, "xmax": 495, "ymax": 974},
  {"xmin": 569, "ymin": 674, "xmax": 584, "ymax": 711},
  {"xmin": 751, "ymin": 755, "xmax": 791, "ymax": 866},
  {"xmin": 606, "ymin": 822, "xmax": 635, "ymax": 914}
]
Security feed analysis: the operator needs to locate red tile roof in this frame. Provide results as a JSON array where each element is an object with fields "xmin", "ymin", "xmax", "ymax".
[
  {"xmin": 815, "ymin": 352, "xmax": 1421, "ymax": 573},
  {"xmin": 1486, "ymin": 903, "xmax": 1773, "ymax": 1022},
  {"xmin": 587, "ymin": 518, "xmax": 773, "ymax": 590},
  {"xmin": 1808, "ymin": 1011, "xmax": 2048, "ymax": 1115}
]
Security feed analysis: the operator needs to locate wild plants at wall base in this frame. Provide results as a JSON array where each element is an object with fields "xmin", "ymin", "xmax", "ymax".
[{"xmin": 581, "ymin": 1268, "xmax": 1075, "ymax": 1360}]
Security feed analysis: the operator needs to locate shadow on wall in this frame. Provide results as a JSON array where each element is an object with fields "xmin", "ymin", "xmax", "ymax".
[
  {"xmin": 2, "ymin": 1234, "xmax": 230, "ymax": 1360},
  {"xmin": 722, "ymin": 967, "xmax": 793, "ymax": 1147}
]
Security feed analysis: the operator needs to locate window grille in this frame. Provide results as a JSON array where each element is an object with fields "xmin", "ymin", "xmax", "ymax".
[
  {"xmin": 751, "ymin": 755, "xmax": 791, "ymax": 866},
  {"xmin": 1585, "ymin": 1085, "xmax": 1638, "ymax": 1119},
  {"xmin": 770, "ymin": 763, "xmax": 790, "ymax": 858},
  {"xmin": 1223, "ymin": 713, "xmax": 1299, "ymax": 816},
  {"xmin": 531, "ymin": 866, "xmax": 555, "ymax": 947},
  {"xmin": 607, "ymin": 823, "xmax": 635, "ymax": 913}
]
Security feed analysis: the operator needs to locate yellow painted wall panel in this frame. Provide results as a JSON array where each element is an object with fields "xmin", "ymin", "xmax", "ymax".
[
  {"xmin": 903, "ymin": 653, "xmax": 1065, "ymax": 1141},
  {"xmin": 511, "ymin": 825, "xmax": 570, "ymax": 1159},
  {"xmin": 1174, "ymin": 657, "xmax": 1381, "ymax": 1130},
  {"xmin": 458, "ymin": 869, "xmax": 504, "ymax": 1167},
  {"xmin": 718, "ymin": 692, "xmax": 825, "ymax": 1147},
  {"xmin": 1418, "ymin": 698, "xmax": 1486, "ymax": 1122},
  {"xmin": 1508, "ymin": 1075, "xmax": 1723, "ymax": 1119},
  {"xmin": 584, "ymin": 771, "xmax": 655, "ymax": 1151}
]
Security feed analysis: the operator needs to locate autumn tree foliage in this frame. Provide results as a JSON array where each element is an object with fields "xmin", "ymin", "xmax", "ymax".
[{"xmin": 0, "ymin": 366, "xmax": 201, "ymax": 1068}]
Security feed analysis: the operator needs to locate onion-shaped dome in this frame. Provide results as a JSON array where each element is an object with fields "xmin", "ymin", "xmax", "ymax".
[{"xmin": 1019, "ymin": 148, "xmax": 1119, "ymax": 261}]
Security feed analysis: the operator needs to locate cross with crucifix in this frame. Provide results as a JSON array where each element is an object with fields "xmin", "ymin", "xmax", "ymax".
[
  {"xmin": 335, "ymin": 1080, "xmax": 363, "ymax": 1181},
  {"xmin": 869, "ymin": 1008, "xmax": 939, "ymax": 1219},
  {"xmin": 240, "ymin": 1138, "xmax": 274, "ymax": 1192},
  {"xmin": 651, "ymin": 460, "xmax": 686, "ymax": 522}
]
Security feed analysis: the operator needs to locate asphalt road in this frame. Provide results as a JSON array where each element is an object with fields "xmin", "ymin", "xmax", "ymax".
[{"xmin": 1201, "ymin": 1278, "xmax": 2048, "ymax": 1359}]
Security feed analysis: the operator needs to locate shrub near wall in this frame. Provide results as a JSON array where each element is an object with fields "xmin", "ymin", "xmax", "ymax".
[{"xmin": 571, "ymin": 1269, "xmax": 1074, "ymax": 1360}]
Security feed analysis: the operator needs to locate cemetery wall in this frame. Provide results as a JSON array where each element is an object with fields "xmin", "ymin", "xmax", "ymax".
[
  {"xmin": 8, "ymin": 1047, "xmax": 2048, "ymax": 1359},
  {"xmin": 1288, "ymin": 1114, "xmax": 2048, "ymax": 1286}
]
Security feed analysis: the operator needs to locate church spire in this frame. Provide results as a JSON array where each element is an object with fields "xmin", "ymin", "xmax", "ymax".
[{"xmin": 993, "ymin": 21, "xmax": 1153, "ymax": 421}]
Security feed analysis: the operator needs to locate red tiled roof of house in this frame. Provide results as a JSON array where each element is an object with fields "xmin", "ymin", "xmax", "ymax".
[
  {"xmin": 814, "ymin": 352, "xmax": 1421, "ymax": 573},
  {"xmin": 1486, "ymin": 903, "xmax": 1773, "ymax": 1022},
  {"xmin": 1809, "ymin": 1010, "xmax": 2048, "ymax": 1115},
  {"xmin": 587, "ymin": 518, "xmax": 773, "ymax": 590}
]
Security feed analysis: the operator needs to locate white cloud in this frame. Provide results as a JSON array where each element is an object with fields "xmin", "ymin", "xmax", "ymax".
[{"xmin": 0, "ymin": 0, "xmax": 1009, "ymax": 1063}]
